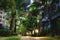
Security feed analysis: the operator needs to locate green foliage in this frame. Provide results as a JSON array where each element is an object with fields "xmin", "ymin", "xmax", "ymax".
[
  {"xmin": 29, "ymin": 4, "xmax": 37, "ymax": 11},
  {"xmin": 0, "ymin": 28, "xmax": 18, "ymax": 36},
  {"xmin": 17, "ymin": 24, "xmax": 27, "ymax": 35},
  {"xmin": 0, "ymin": 28, "xmax": 11, "ymax": 36}
]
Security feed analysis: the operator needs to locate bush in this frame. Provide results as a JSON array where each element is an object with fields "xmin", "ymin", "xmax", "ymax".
[
  {"xmin": 0, "ymin": 28, "xmax": 10, "ymax": 36},
  {"xmin": 0, "ymin": 28, "xmax": 18, "ymax": 36},
  {"xmin": 11, "ymin": 32, "xmax": 18, "ymax": 36},
  {"xmin": 17, "ymin": 24, "xmax": 27, "ymax": 35}
]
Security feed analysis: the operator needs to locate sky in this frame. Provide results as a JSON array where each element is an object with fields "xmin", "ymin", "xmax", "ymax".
[{"xmin": 31, "ymin": 0, "xmax": 33, "ymax": 4}]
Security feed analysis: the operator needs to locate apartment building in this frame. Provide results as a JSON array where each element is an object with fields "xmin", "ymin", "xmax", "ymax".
[{"xmin": 0, "ymin": 10, "xmax": 6, "ymax": 28}]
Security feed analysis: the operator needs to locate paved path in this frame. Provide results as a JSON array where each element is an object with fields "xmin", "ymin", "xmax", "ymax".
[{"xmin": 21, "ymin": 36, "xmax": 53, "ymax": 40}]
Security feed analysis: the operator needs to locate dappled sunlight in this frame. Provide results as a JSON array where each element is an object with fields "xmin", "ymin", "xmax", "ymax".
[{"xmin": 0, "ymin": 0, "xmax": 60, "ymax": 40}]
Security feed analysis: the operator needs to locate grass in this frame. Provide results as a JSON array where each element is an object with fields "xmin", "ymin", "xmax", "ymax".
[{"xmin": 0, "ymin": 35, "xmax": 21, "ymax": 40}]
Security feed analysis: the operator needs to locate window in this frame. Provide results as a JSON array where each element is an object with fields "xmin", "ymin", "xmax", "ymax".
[
  {"xmin": 0, "ymin": 12, "xmax": 2, "ymax": 14},
  {"xmin": 0, "ymin": 20, "xmax": 1, "ymax": 22},
  {"xmin": 3, "ymin": 17, "xmax": 5, "ymax": 19},
  {"xmin": 0, "ymin": 16, "xmax": 2, "ymax": 18}
]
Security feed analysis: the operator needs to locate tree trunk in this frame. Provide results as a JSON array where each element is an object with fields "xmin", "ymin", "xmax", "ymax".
[
  {"xmin": 10, "ymin": 18, "xmax": 13, "ymax": 30},
  {"xmin": 10, "ymin": 11, "xmax": 15, "ymax": 30},
  {"xmin": 14, "ymin": 19, "xmax": 17, "ymax": 32}
]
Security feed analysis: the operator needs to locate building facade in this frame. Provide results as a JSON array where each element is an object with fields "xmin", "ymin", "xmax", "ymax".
[{"xmin": 0, "ymin": 10, "xmax": 6, "ymax": 28}]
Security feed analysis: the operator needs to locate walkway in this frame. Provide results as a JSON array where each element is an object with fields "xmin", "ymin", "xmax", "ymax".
[{"xmin": 21, "ymin": 36, "xmax": 54, "ymax": 40}]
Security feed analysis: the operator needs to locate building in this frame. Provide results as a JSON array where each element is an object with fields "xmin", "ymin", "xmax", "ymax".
[{"xmin": 0, "ymin": 10, "xmax": 6, "ymax": 28}]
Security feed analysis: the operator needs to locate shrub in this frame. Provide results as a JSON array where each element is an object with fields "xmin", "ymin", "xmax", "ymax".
[
  {"xmin": 0, "ymin": 28, "xmax": 10, "ymax": 36},
  {"xmin": 0, "ymin": 28, "xmax": 18, "ymax": 36},
  {"xmin": 11, "ymin": 32, "xmax": 18, "ymax": 36}
]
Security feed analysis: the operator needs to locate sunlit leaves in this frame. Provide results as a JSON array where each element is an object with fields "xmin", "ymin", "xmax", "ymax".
[
  {"xmin": 20, "ymin": 7, "xmax": 25, "ymax": 11},
  {"xmin": 29, "ymin": 4, "xmax": 37, "ymax": 11}
]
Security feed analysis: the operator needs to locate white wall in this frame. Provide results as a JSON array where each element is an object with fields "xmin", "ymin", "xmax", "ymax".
[{"xmin": 0, "ymin": 10, "xmax": 6, "ymax": 26}]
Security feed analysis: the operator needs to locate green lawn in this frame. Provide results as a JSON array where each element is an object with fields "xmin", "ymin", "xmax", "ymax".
[{"xmin": 0, "ymin": 35, "xmax": 21, "ymax": 40}]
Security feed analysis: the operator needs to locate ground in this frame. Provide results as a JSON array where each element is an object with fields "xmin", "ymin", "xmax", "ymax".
[
  {"xmin": 21, "ymin": 36, "xmax": 56, "ymax": 40},
  {"xmin": 0, "ymin": 35, "xmax": 60, "ymax": 40}
]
